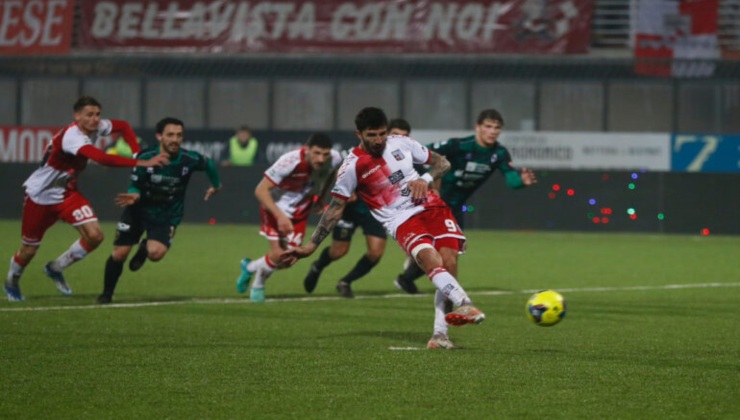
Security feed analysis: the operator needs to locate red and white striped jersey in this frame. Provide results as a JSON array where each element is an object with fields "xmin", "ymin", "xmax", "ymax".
[
  {"xmin": 331, "ymin": 135, "xmax": 447, "ymax": 238},
  {"xmin": 23, "ymin": 119, "xmax": 113, "ymax": 205},
  {"xmin": 264, "ymin": 146, "xmax": 342, "ymax": 221}
]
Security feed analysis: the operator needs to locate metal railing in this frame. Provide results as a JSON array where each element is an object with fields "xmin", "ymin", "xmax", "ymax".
[{"xmin": 592, "ymin": 0, "xmax": 740, "ymax": 53}]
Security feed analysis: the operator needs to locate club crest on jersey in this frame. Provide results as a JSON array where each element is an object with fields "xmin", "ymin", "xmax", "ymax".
[
  {"xmin": 182, "ymin": 167, "xmax": 189, "ymax": 176},
  {"xmin": 490, "ymin": 154, "xmax": 498, "ymax": 164},
  {"xmin": 391, "ymin": 149, "xmax": 405, "ymax": 161}
]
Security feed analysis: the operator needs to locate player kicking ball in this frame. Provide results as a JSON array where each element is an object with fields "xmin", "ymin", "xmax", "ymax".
[{"xmin": 281, "ymin": 107, "xmax": 484, "ymax": 350}]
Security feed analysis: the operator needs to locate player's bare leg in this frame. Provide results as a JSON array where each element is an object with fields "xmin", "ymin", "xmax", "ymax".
[
  {"xmin": 16, "ymin": 243, "xmax": 40, "ymax": 264},
  {"xmin": 428, "ymin": 290, "xmax": 458, "ymax": 350},
  {"xmin": 242, "ymin": 239, "xmax": 284, "ymax": 302},
  {"xmin": 131, "ymin": 239, "xmax": 168, "ymax": 270},
  {"xmin": 414, "ymin": 245, "xmax": 484, "ymax": 327}
]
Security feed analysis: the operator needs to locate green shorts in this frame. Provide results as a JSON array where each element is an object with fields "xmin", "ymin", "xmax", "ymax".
[{"xmin": 114, "ymin": 206, "xmax": 176, "ymax": 249}]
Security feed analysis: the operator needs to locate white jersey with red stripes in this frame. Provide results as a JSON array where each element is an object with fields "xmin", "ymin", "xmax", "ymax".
[
  {"xmin": 264, "ymin": 146, "xmax": 342, "ymax": 221},
  {"xmin": 331, "ymin": 135, "xmax": 447, "ymax": 238},
  {"xmin": 23, "ymin": 119, "xmax": 113, "ymax": 205}
]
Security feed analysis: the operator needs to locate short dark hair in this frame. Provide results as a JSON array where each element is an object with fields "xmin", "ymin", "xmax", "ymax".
[
  {"xmin": 476, "ymin": 109, "xmax": 504, "ymax": 126},
  {"xmin": 388, "ymin": 118, "xmax": 411, "ymax": 134},
  {"xmin": 355, "ymin": 107, "xmax": 388, "ymax": 132},
  {"xmin": 156, "ymin": 117, "xmax": 185, "ymax": 134},
  {"xmin": 237, "ymin": 125, "xmax": 251, "ymax": 132},
  {"xmin": 306, "ymin": 132, "xmax": 333, "ymax": 149},
  {"xmin": 73, "ymin": 96, "xmax": 101, "ymax": 112}
]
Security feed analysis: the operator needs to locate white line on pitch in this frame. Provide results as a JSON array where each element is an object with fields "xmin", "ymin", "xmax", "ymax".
[{"xmin": 1, "ymin": 282, "xmax": 739, "ymax": 313}]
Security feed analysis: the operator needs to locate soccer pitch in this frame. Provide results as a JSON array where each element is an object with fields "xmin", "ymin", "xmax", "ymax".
[{"xmin": 1, "ymin": 220, "xmax": 738, "ymax": 418}]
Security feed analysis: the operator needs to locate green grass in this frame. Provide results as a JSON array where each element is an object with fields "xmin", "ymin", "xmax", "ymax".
[{"xmin": 1, "ymin": 220, "xmax": 739, "ymax": 418}]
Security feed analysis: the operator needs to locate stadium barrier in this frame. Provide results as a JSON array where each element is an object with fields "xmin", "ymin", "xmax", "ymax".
[
  {"xmin": 5, "ymin": 128, "xmax": 738, "ymax": 173},
  {"xmin": 1, "ymin": 164, "xmax": 737, "ymax": 235}
]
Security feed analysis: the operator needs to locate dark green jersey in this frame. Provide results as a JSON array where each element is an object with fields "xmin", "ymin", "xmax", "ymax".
[
  {"xmin": 128, "ymin": 147, "xmax": 221, "ymax": 226},
  {"xmin": 430, "ymin": 135, "xmax": 523, "ymax": 209}
]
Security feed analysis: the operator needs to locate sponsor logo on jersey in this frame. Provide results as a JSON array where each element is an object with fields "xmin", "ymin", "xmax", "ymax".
[
  {"xmin": 388, "ymin": 170, "xmax": 404, "ymax": 184},
  {"xmin": 391, "ymin": 149, "xmax": 405, "ymax": 161},
  {"xmin": 361, "ymin": 164, "xmax": 382, "ymax": 179},
  {"xmin": 464, "ymin": 161, "xmax": 492, "ymax": 174}
]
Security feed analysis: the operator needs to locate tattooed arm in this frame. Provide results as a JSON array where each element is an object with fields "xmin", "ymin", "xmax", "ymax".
[
  {"xmin": 279, "ymin": 196, "xmax": 348, "ymax": 265},
  {"xmin": 408, "ymin": 151, "xmax": 451, "ymax": 200},
  {"xmin": 426, "ymin": 151, "xmax": 451, "ymax": 180},
  {"xmin": 309, "ymin": 196, "xmax": 347, "ymax": 247}
]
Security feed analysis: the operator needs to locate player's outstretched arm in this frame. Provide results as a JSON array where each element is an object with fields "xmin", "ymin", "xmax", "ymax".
[
  {"xmin": 137, "ymin": 153, "xmax": 170, "ymax": 168},
  {"xmin": 79, "ymin": 145, "xmax": 167, "ymax": 168},
  {"xmin": 77, "ymin": 145, "xmax": 141, "ymax": 167},
  {"xmin": 110, "ymin": 120, "xmax": 141, "ymax": 155},
  {"xmin": 203, "ymin": 158, "xmax": 222, "ymax": 201},
  {"xmin": 279, "ymin": 196, "xmax": 347, "ymax": 266},
  {"xmin": 501, "ymin": 162, "xmax": 537, "ymax": 190}
]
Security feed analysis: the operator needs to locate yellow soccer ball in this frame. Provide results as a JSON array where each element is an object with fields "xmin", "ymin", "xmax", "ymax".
[{"xmin": 526, "ymin": 290, "xmax": 566, "ymax": 327}]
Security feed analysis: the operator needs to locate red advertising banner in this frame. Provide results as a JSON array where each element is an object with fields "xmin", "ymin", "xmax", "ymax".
[
  {"xmin": 77, "ymin": 0, "xmax": 593, "ymax": 54},
  {"xmin": 0, "ymin": 0, "xmax": 74, "ymax": 55},
  {"xmin": 0, "ymin": 127, "xmax": 56, "ymax": 163},
  {"xmin": 634, "ymin": 0, "xmax": 719, "ymax": 77}
]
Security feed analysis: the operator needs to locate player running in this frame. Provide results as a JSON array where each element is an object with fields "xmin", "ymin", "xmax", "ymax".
[
  {"xmin": 393, "ymin": 108, "xmax": 537, "ymax": 294},
  {"xmin": 97, "ymin": 117, "xmax": 222, "ymax": 304},
  {"xmin": 235, "ymin": 133, "xmax": 342, "ymax": 302},
  {"xmin": 282, "ymin": 107, "xmax": 484, "ymax": 350},
  {"xmin": 4, "ymin": 96, "xmax": 168, "ymax": 302}
]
